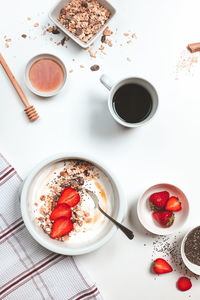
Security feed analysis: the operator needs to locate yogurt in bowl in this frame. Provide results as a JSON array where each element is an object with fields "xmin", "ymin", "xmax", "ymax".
[{"xmin": 20, "ymin": 153, "xmax": 125, "ymax": 255}]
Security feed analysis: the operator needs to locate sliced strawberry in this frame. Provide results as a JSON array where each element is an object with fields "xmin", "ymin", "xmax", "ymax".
[
  {"xmin": 177, "ymin": 277, "xmax": 192, "ymax": 291},
  {"xmin": 50, "ymin": 203, "xmax": 72, "ymax": 221},
  {"xmin": 165, "ymin": 196, "xmax": 182, "ymax": 212},
  {"xmin": 153, "ymin": 258, "xmax": 173, "ymax": 274},
  {"xmin": 57, "ymin": 187, "xmax": 80, "ymax": 207},
  {"xmin": 152, "ymin": 211, "xmax": 174, "ymax": 227},
  {"xmin": 149, "ymin": 191, "xmax": 169, "ymax": 211},
  {"xmin": 50, "ymin": 217, "xmax": 73, "ymax": 239}
]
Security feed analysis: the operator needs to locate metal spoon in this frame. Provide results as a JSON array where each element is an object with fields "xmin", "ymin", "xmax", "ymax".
[{"xmin": 86, "ymin": 189, "xmax": 134, "ymax": 240}]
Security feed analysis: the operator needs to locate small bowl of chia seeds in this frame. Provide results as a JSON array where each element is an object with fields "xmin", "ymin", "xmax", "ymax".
[{"xmin": 181, "ymin": 226, "xmax": 200, "ymax": 275}]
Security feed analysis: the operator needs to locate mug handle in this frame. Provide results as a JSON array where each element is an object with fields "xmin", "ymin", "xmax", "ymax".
[{"xmin": 100, "ymin": 74, "xmax": 114, "ymax": 91}]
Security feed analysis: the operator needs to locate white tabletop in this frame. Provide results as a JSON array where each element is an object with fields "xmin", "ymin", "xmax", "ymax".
[{"xmin": 1, "ymin": 0, "xmax": 200, "ymax": 299}]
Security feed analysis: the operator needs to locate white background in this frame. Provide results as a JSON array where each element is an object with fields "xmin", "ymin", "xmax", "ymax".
[{"xmin": 1, "ymin": 0, "xmax": 200, "ymax": 299}]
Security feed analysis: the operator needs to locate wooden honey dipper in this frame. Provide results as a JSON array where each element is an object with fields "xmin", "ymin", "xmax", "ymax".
[{"xmin": 0, "ymin": 53, "xmax": 39, "ymax": 122}]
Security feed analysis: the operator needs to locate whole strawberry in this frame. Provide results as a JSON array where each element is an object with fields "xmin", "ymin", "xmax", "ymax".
[
  {"xmin": 149, "ymin": 191, "xmax": 169, "ymax": 211},
  {"xmin": 177, "ymin": 277, "xmax": 192, "ymax": 291},
  {"xmin": 152, "ymin": 211, "xmax": 174, "ymax": 227}
]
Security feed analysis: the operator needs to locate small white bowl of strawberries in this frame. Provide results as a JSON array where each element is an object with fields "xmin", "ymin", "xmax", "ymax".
[{"xmin": 137, "ymin": 183, "xmax": 189, "ymax": 235}]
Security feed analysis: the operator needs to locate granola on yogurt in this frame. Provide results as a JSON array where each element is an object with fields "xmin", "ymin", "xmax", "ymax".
[{"xmin": 34, "ymin": 160, "xmax": 108, "ymax": 242}]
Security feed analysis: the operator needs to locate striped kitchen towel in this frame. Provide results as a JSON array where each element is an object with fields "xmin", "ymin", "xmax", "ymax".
[{"xmin": 0, "ymin": 153, "xmax": 102, "ymax": 300}]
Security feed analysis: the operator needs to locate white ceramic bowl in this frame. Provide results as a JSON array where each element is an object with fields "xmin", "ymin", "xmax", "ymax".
[
  {"xmin": 137, "ymin": 183, "xmax": 189, "ymax": 235},
  {"xmin": 181, "ymin": 226, "xmax": 200, "ymax": 275},
  {"xmin": 25, "ymin": 53, "xmax": 67, "ymax": 97},
  {"xmin": 20, "ymin": 153, "xmax": 126, "ymax": 255},
  {"xmin": 49, "ymin": 0, "xmax": 116, "ymax": 48}
]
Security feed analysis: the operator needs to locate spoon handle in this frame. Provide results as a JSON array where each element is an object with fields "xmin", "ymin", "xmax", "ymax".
[{"xmin": 98, "ymin": 205, "xmax": 134, "ymax": 240}]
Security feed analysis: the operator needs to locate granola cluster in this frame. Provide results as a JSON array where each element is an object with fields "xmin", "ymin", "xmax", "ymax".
[
  {"xmin": 35, "ymin": 160, "xmax": 100, "ymax": 241},
  {"xmin": 57, "ymin": 0, "xmax": 111, "ymax": 43}
]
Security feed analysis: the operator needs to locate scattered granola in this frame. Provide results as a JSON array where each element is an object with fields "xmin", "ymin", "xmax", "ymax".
[
  {"xmin": 107, "ymin": 40, "xmax": 112, "ymax": 47},
  {"xmin": 69, "ymin": 69, "xmax": 74, "ymax": 73},
  {"xmin": 47, "ymin": 26, "xmax": 60, "ymax": 34},
  {"xmin": 21, "ymin": 34, "xmax": 27, "ymax": 39},
  {"xmin": 88, "ymin": 48, "xmax": 96, "ymax": 58},
  {"xmin": 80, "ymin": 65, "xmax": 84, "ymax": 68},
  {"xmin": 127, "ymin": 57, "xmax": 132, "ymax": 62},
  {"xmin": 52, "ymin": 28, "xmax": 60, "ymax": 34},
  {"xmin": 103, "ymin": 26, "xmax": 112, "ymax": 36},
  {"xmin": 61, "ymin": 37, "xmax": 66, "ymax": 46},
  {"xmin": 99, "ymin": 45, "xmax": 104, "ymax": 50},
  {"xmin": 123, "ymin": 33, "xmax": 129, "ymax": 36},
  {"xmin": 34, "ymin": 22, "xmax": 39, "ymax": 27},
  {"xmin": 90, "ymin": 64, "xmax": 100, "ymax": 71},
  {"xmin": 57, "ymin": 0, "xmax": 111, "ymax": 43},
  {"xmin": 101, "ymin": 35, "xmax": 106, "ymax": 43}
]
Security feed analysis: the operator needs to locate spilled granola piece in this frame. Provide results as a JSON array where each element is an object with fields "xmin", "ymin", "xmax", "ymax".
[
  {"xmin": 47, "ymin": 26, "xmax": 60, "ymax": 34},
  {"xmin": 88, "ymin": 48, "xmax": 96, "ymax": 58},
  {"xmin": 101, "ymin": 35, "xmax": 106, "ymax": 43},
  {"xmin": 103, "ymin": 26, "xmax": 112, "ymax": 36},
  {"xmin": 90, "ymin": 64, "xmax": 100, "ymax": 71},
  {"xmin": 52, "ymin": 28, "xmax": 60, "ymax": 34}
]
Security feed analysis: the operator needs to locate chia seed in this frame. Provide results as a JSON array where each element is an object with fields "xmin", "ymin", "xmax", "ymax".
[{"xmin": 185, "ymin": 226, "xmax": 200, "ymax": 266}]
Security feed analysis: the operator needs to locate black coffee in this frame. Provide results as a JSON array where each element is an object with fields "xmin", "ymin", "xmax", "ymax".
[{"xmin": 113, "ymin": 83, "xmax": 153, "ymax": 123}]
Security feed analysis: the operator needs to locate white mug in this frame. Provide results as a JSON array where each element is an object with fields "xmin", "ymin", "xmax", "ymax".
[{"xmin": 100, "ymin": 74, "xmax": 159, "ymax": 128}]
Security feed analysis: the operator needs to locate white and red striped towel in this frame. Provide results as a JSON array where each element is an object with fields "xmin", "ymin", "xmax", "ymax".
[{"xmin": 0, "ymin": 154, "xmax": 102, "ymax": 300}]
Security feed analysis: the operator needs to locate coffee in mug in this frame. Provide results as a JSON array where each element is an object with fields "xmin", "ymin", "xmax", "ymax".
[
  {"xmin": 112, "ymin": 83, "xmax": 153, "ymax": 124},
  {"xmin": 100, "ymin": 75, "xmax": 159, "ymax": 128}
]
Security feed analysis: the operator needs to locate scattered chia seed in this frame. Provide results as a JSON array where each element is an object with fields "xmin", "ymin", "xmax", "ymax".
[
  {"xmin": 151, "ymin": 234, "xmax": 199, "ymax": 279},
  {"xmin": 76, "ymin": 177, "xmax": 84, "ymax": 185},
  {"xmin": 84, "ymin": 170, "xmax": 89, "ymax": 176}
]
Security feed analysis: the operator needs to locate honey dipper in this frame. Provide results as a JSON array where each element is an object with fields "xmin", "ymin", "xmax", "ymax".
[{"xmin": 0, "ymin": 53, "xmax": 39, "ymax": 122}]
